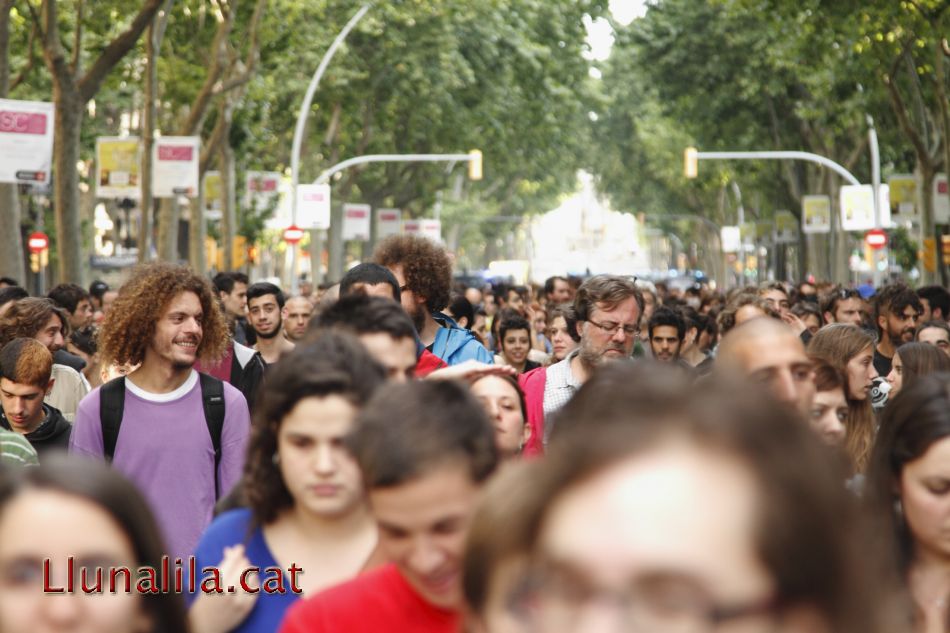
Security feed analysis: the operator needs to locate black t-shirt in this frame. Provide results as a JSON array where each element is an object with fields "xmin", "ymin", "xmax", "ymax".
[{"xmin": 873, "ymin": 347, "xmax": 892, "ymax": 378}]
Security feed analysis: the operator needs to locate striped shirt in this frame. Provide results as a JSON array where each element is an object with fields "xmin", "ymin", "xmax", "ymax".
[{"xmin": 0, "ymin": 430, "xmax": 39, "ymax": 466}]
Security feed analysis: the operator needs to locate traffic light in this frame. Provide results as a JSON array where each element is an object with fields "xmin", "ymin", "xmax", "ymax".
[
  {"xmin": 468, "ymin": 150, "xmax": 483, "ymax": 181},
  {"xmin": 684, "ymin": 147, "xmax": 698, "ymax": 178}
]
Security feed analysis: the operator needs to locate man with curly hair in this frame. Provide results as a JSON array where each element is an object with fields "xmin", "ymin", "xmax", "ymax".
[
  {"xmin": 872, "ymin": 282, "xmax": 923, "ymax": 377},
  {"xmin": 373, "ymin": 235, "xmax": 492, "ymax": 367},
  {"xmin": 69, "ymin": 263, "xmax": 251, "ymax": 560}
]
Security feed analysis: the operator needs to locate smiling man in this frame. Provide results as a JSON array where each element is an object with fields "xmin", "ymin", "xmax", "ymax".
[
  {"xmin": 519, "ymin": 275, "xmax": 643, "ymax": 454},
  {"xmin": 69, "ymin": 263, "xmax": 250, "ymax": 561},
  {"xmin": 246, "ymin": 281, "xmax": 295, "ymax": 365},
  {"xmin": 280, "ymin": 380, "xmax": 498, "ymax": 633}
]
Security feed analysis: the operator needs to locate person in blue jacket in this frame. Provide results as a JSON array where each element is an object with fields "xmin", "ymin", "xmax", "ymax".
[{"xmin": 374, "ymin": 234, "xmax": 493, "ymax": 367}]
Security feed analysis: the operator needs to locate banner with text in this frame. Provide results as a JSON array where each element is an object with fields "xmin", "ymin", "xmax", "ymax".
[
  {"xmin": 96, "ymin": 137, "xmax": 141, "ymax": 199},
  {"xmin": 203, "ymin": 171, "xmax": 223, "ymax": 219},
  {"xmin": 296, "ymin": 184, "xmax": 331, "ymax": 230},
  {"xmin": 404, "ymin": 218, "xmax": 442, "ymax": 242},
  {"xmin": 888, "ymin": 175, "xmax": 917, "ymax": 219},
  {"xmin": 376, "ymin": 208, "xmax": 402, "ymax": 239},
  {"xmin": 342, "ymin": 204, "xmax": 371, "ymax": 241},
  {"xmin": 935, "ymin": 174, "xmax": 949, "ymax": 224},
  {"xmin": 774, "ymin": 210, "xmax": 798, "ymax": 244},
  {"xmin": 153, "ymin": 136, "xmax": 200, "ymax": 197},
  {"xmin": 802, "ymin": 195, "xmax": 831, "ymax": 234},
  {"xmin": 245, "ymin": 171, "xmax": 282, "ymax": 210},
  {"xmin": 0, "ymin": 99, "xmax": 55, "ymax": 184}
]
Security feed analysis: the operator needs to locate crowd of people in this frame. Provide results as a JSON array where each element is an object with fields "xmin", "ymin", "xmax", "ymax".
[{"xmin": 0, "ymin": 237, "xmax": 949, "ymax": 633}]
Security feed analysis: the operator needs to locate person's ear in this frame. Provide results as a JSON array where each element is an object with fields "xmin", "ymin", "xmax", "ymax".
[
  {"xmin": 457, "ymin": 316, "xmax": 469, "ymax": 328},
  {"xmin": 281, "ymin": 306, "xmax": 289, "ymax": 319},
  {"xmin": 44, "ymin": 378, "xmax": 55, "ymax": 396},
  {"xmin": 877, "ymin": 314, "xmax": 887, "ymax": 332},
  {"xmin": 823, "ymin": 311, "xmax": 833, "ymax": 324},
  {"xmin": 575, "ymin": 320, "xmax": 584, "ymax": 339},
  {"xmin": 522, "ymin": 420, "xmax": 532, "ymax": 447}
]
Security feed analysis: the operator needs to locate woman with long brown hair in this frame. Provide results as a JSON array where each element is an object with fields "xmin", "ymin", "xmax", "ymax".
[
  {"xmin": 886, "ymin": 342, "xmax": 950, "ymax": 398},
  {"xmin": 188, "ymin": 332, "xmax": 387, "ymax": 633},
  {"xmin": 808, "ymin": 324, "xmax": 879, "ymax": 473}
]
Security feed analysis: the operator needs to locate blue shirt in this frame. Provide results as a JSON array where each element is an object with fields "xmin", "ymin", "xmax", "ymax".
[{"xmin": 189, "ymin": 508, "xmax": 299, "ymax": 633}]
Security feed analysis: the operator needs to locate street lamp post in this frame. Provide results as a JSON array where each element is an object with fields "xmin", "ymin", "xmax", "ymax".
[{"xmin": 289, "ymin": 3, "xmax": 371, "ymax": 294}]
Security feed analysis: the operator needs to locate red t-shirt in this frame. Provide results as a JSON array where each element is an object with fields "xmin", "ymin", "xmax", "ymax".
[
  {"xmin": 415, "ymin": 349, "xmax": 448, "ymax": 377},
  {"xmin": 278, "ymin": 564, "xmax": 460, "ymax": 633}
]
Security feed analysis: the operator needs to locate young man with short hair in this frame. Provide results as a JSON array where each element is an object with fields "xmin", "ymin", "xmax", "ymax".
[
  {"xmin": 70, "ymin": 263, "xmax": 251, "ymax": 560},
  {"xmin": 339, "ymin": 261, "xmax": 448, "ymax": 377},
  {"xmin": 544, "ymin": 275, "xmax": 571, "ymax": 305},
  {"xmin": 648, "ymin": 305, "xmax": 685, "ymax": 363},
  {"xmin": 213, "ymin": 271, "xmax": 250, "ymax": 345},
  {"xmin": 0, "ymin": 338, "xmax": 71, "ymax": 457},
  {"xmin": 374, "ymin": 235, "xmax": 492, "ymax": 366},
  {"xmin": 917, "ymin": 320, "xmax": 950, "ymax": 357},
  {"xmin": 312, "ymin": 295, "xmax": 421, "ymax": 383},
  {"xmin": 872, "ymin": 283, "xmax": 923, "ymax": 376},
  {"xmin": 279, "ymin": 380, "xmax": 499, "ymax": 633},
  {"xmin": 246, "ymin": 282, "xmax": 295, "ymax": 365},
  {"xmin": 917, "ymin": 285, "xmax": 950, "ymax": 323},
  {"xmin": 48, "ymin": 283, "xmax": 94, "ymax": 331},
  {"xmin": 820, "ymin": 287, "xmax": 864, "ymax": 327}
]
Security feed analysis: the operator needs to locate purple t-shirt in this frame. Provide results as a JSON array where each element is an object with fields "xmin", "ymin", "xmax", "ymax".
[{"xmin": 69, "ymin": 370, "xmax": 250, "ymax": 560}]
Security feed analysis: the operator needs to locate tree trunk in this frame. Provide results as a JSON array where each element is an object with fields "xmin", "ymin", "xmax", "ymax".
[
  {"xmin": 51, "ymin": 79, "xmax": 84, "ymax": 283},
  {"xmin": 189, "ymin": 177, "xmax": 207, "ymax": 273},
  {"xmin": 220, "ymin": 134, "xmax": 236, "ymax": 273},
  {"xmin": 139, "ymin": 8, "xmax": 165, "ymax": 263},
  {"xmin": 155, "ymin": 197, "xmax": 178, "ymax": 261}
]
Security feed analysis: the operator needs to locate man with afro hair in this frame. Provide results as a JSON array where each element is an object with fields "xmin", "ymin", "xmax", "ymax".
[{"xmin": 373, "ymin": 235, "xmax": 492, "ymax": 366}]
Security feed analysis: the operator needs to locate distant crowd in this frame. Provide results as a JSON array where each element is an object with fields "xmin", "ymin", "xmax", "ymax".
[{"xmin": 0, "ymin": 235, "xmax": 949, "ymax": 633}]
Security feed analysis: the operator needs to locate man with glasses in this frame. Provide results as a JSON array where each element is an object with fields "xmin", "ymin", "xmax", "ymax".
[{"xmin": 519, "ymin": 275, "xmax": 643, "ymax": 455}]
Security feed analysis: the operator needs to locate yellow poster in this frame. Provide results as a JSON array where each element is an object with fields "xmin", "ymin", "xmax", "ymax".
[
  {"xmin": 888, "ymin": 175, "xmax": 917, "ymax": 217},
  {"xmin": 203, "ymin": 171, "xmax": 222, "ymax": 215},
  {"xmin": 96, "ymin": 137, "xmax": 140, "ymax": 199},
  {"xmin": 802, "ymin": 195, "xmax": 831, "ymax": 234}
]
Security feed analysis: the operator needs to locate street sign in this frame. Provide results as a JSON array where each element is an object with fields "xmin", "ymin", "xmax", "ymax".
[
  {"xmin": 0, "ymin": 99, "xmax": 55, "ymax": 184},
  {"xmin": 96, "ymin": 137, "xmax": 140, "ymax": 199},
  {"xmin": 774, "ymin": 210, "xmax": 798, "ymax": 244},
  {"xmin": 720, "ymin": 226, "xmax": 741, "ymax": 253},
  {"xmin": 936, "ymin": 174, "xmax": 950, "ymax": 224},
  {"xmin": 296, "ymin": 184, "xmax": 331, "ymax": 230},
  {"xmin": 888, "ymin": 174, "xmax": 917, "ymax": 218},
  {"xmin": 342, "ymin": 203, "xmax": 371, "ymax": 241},
  {"xmin": 802, "ymin": 195, "xmax": 831, "ymax": 234},
  {"xmin": 377, "ymin": 208, "xmax": 402, "ymax": 239},
  {"xmin": 27, "ymin": 231, "xmax": 49, "ymax": 253},
  {"xmin": 865, "ymin": 229, "xmax": 887, "ymax": 250},
  {"xmin": 153, "ymin": 136, "xmax": 200, "ymax": 198},
  {"xmin": 283, "ymin": 225, "xmax": 305, "ymax": 245}
]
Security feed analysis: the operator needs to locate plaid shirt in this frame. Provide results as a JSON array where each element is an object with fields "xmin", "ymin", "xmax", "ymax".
[{"xmin": 542, "ymin": 349, "xmax": 583, "ymax": 445}]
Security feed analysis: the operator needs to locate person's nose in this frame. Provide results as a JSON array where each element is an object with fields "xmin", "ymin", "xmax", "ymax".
[
  {"xmin": 772, "ymin": 371, "xmax": 797, "ymax": 405},
  {"xmin": 407, "ymin": 538, "xmax": 446, "ymax": 576},
  {"xmin": 314, "ymin": 443, "xmax": 335, "ymax": 475}
]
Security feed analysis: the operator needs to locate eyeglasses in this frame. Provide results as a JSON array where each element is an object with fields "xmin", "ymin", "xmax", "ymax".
[
  {"xmin": 509, "ymin": 567, "xmax": 780, "ymax": 633},
  {"xmin": 587, "ymin": 317, "xmax": 639, "ymax": 339}
]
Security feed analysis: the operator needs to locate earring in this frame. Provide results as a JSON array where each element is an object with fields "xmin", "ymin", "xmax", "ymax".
[
  {"xmin": 894, "ymin": 498, "xmax": 903, "ymax": 520},
  {"xmin": 272, "ymin": 452, "xmax": 280, "ymax": 465}
]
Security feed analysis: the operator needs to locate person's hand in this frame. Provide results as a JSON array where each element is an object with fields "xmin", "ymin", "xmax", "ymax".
[
  {"xmin": 425, "ymin": 360, "xmax": 517, "ymax": 383},
  {"xmin": 781, "ymin": 311, "xmax": 807, "ymax": 336},
  {"xmin": 188, "ymin": 545, "xmax": 259, "ymax": 633}
]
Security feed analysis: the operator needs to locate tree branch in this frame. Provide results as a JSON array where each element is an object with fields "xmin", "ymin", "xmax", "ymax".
[
  {"xmin": 78, "ymin": 0, "xmax": 165, "ymax": 103},
  {"xmin": 200, "ymin": 108, "xmax": 228, "ymax": 173},
  {"xmin": 884, "ymin": 53, "xmax": 932, "ymax": 168},
  {"xmin": 40, "ymin": 0, "xmax": 72, "ymax": 88},
  {"xmin": 70, "ymin": 0, "xmax": 83, "ymax": 74},
  {"xmin": 9, "ymin": 18, "xmax": 39, "ymax": 92},
  {"xmin": 179, "ymin": 2, "xmax": 233, "ymax": 135}
]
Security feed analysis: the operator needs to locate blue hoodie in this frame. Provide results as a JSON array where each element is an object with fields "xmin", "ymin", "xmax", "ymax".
[{"xmin": 430, "ymin": 313, "xmax": 494, "ymax": 366}]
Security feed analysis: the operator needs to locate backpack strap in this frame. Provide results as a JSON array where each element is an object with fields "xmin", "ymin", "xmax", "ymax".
[
  {"xmin": 198, "ymin": 372, "xmax": 226, "ymax": 499},
  {"xmin": 99, "ymin": 377, "xmax": 127, "ymax": 463}
]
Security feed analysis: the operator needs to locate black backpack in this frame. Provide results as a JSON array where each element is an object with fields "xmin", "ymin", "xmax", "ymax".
[{"xmin": 99, "ymin": 373, "xmax": 226, "ymax": 497}]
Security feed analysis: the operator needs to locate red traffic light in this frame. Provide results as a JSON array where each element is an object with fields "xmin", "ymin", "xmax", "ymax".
[
  {"xmin": 27, "ymin": 231, "xmax": 49, "ymax": 253},
  {"xmin": 283, "ymin": 225, "xmax": 305, "ymax": 245},
  {"xmin": 865, "ymin": 228, "xmax": 887, "ymax": 250}
]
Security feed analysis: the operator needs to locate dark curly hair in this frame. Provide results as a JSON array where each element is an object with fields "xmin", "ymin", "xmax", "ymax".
[
  {"xmin": 0, "ymin": 297, "xmax": 69, "ymax": 346},
  {"xmin": 243, "ymin": 332, "xmax": 386, "ymax": 526},
  {"xmin": 373, "ymin": 234, "xmax": 452, "ymax": 313},
  {"xmin": 98, "ymin": 263, "xmax": 229, "ymax": 366}
]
